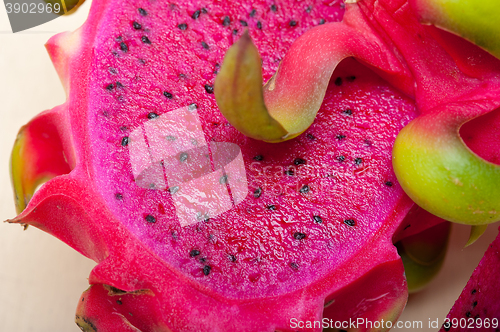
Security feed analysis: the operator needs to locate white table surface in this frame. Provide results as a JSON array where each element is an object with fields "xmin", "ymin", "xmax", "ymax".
[{"xmin": 0, "ymin": 2, "xmax": 498, "ymax": 331}]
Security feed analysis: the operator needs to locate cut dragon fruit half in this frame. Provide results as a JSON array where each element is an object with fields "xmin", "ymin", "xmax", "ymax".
[
  {"xmin": 7, "ymin": 0, "xmax": 419, "ymax": 331},
  {"xmin": 7, "ymin": 0, "xmax": 500, "ymax": 331}
]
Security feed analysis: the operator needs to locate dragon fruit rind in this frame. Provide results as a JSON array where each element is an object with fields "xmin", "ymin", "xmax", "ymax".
[{"xmin": 7, "ymin": 0, "xmax": 423, "ymax": 330}]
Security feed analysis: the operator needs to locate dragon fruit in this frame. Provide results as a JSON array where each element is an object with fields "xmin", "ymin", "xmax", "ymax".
[
  {"xmin": 7, "ymin": 0, "xmax": 500, "ymax": 331},
  {"xmin": 440, "ymin": 227, "xmax": 500, "ymax": 332},
  {"xmin": 8, "ymin": 0, "xmax": 417, "ymax": 331}
]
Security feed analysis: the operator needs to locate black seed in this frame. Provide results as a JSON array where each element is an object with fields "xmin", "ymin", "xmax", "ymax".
[
  {"xmin": 466, "ymin": 311, "xmax": 471, "ymax": 318},
  {"xmin": 293, "ymin": 232, "xmax": 306, "ymax": 240},
  {"xmin": 108, "ymin": 67, "xmax": 117, "ymax": 74},
  {"xmin": 219, "ymin": 175, "xmax": 228, "ymax": 184},
  {"xmin": 201, "ymin": 41, "xmax": 209, "ymax": 49},
  {"xmin": 189, "ymin": 103, "xmax": 198, "ymax": 109},
  {"xmin": 145, "ymin": 215, "xmax": 156, "ymax": 223},
  {"xmin": 121, "ymin": 137, "xmax": 129, "ymax": 146},
  {"xmin": 120, "ymin": 42, "xmax": 128, "ymax": 52},
  {"xmin": 240, "ymin": 20, "xmax": 248, "ymax": 26},
  {"xmin": 334, "ymin": 77, "xmax": 343, "ymax": 86},
  {"xmin": 116, "ymin": 300, "xmax": 122, "ymax": 305},
  {"xmin": 267, "ymin": 205, "xmax": 276, "ymax": 210},
  {"xmin": 228, "ymin": 254, "xmax": 237, "ymax": 262},
  {"xmin": 299, "ymin": 185, "xmax": 310, "ymax": 194},
  {"xmin": 192, "ymin": 10, "xmax": 201, "ymax": 19},
  {"xmin": 337, "ymin": 155, "xmax": 345, "ymax": 162},
  {"xmin": 473, "ymin": 301, "xmax": 478, "ymax": 307},
  {"xmin": 168, "ymin": 186, "xmax": 180, "ymax": 194},
  {"xmin": 294, "ymin": 158, "xmax": 306, "ymax": 165},
  {"xmin": 342, "ymin": 109, "xmax": 353, "ymax": 116},
  {"xmin": 472, "ymin": 289, "xmax": 477, "ymax": 294},
  {"xmin": 306, "ymin": 6, "xmax": 312, "ymax": 13},
  {"xmin": 344, "ymin": 219, "xmax": 356, "ymax": 226},
  {"xmin": 319, "ymin": 18, "xmax": 326, "ymax": 25},
  {"xmin": 233, "ymin": 29, "xmax": 238, "ymax": 35},
  {"xmin": 204, "ymin": 84, "xmax": 214, "ymax": 94},
  {"xmin": 257, "ymin": 21, "xmax": 262, "ymax": 29},
  {"xmin": 179, "ymin": 152, "xmax": 188, "ymax": 162},
  {"xmin": 253, "ymin": 155, "xmax": 263, "ymax": 161},
  {"xmin": 385, "ymin": 181, "xmax": 393, "ymax": 187},
  {"xmin": 289, "ymin": 20, "xmax": 297, "ymax": 27},
  {"xmin": 222, "ymin": 16, "xmax": 230, "ymax": 26},
  {"xmin": 106, "ymin": 83, "xmax": 114, "ymax": 90},
  {"xmin": 115, "ymin": 193, "xmax": 123, "ymax": 200},
  {"xmin": 133, "ymin": 21, "xmax": 142, "ymax": 30},
  {"xmin": 336, "ymin": 134, "xmax": 346, "ymax": 140},
  {"xmin": 178, "ymin": 23, "xmax": 188, "ymax": 30},
  {"xmin": 141, "ymin": 36, "xmax": 151, "ymax": 44},
  {"xmin": 442, "ymin": 322, "xmax": 451, "ymax": 331},
  {"xmin": 190, "ymin": 249, "xmax": 200, "ymax": 257},
  {"xmin": 307, "ymin": 133, "xmax": 315, "ymax": 140},
  {"xmin": 147, "ymin": 112, "xmax": 159, "ymax": 119},
  {"xmin": 138, "ymin": 8, "xmax": 147, "ymax": 16},
  {"xmin": 346, "ymin": 75, "xmax": 356, "ymax": 82},
  {"xmin": 116, "ymin": 36, "xmax": 123, "ymax": 42},
  {"xmin": 116, "ymin": 81, "xmax": 124, "ymax": 88},
  {"xmin": 201, "ymin": 8, "xmax": 208, "ymax": 13},
  {"xmin": 250, "ymin": 9, "xmax": 256, "ymax": 17},
  {"xmin": 290, "ymin": 262, "xmax": 299, "ymax": 270},
  {"xmin": 253, "ymin": 187, "xmax": 262, "ymax": 198},
  {"xmin": 313, "ymin": 215, "xmax": 323, "ymax": 223},
  {"xmin": 271, "ymin": 4, "xmax": 277, "ymax": 12},
  {"xmin": 284, "ymin": 169, "xmax": 294, "ymax": 176},
  {"xmin": 165, "ymin": 135, "xmax": 176, "ymax": 141},
  {"xmin": 163, "ymin": 91, "xmax": 173, "ymax": 99},
  {"xmin": 203, "ymin": 265, "xmax": 211, "ymax": 276},
  {"xmin": 354, "ymin": 157, "xmax": 363, "ymax": 165}
]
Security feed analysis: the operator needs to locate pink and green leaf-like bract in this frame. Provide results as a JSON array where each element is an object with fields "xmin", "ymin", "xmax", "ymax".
[{"xmin": 7, "ymin": 0, "xmax": 500, "ymax": 330}]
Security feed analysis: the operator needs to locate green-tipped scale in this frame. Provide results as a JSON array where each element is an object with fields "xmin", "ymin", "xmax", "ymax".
[
  {"xmin": 397, "ymin": 221, "xmax": 450, "ymax": 293},
  {"xmin": 214, "ymin": 4, "xmax": 413, "ymax": 143},
  {"xmin": 393, "ymin": 108, "xmax": 500, "ymax": 225},
  {"xmin": 410, "ymin": 0, "xmax": 500, "ymax": 59}
]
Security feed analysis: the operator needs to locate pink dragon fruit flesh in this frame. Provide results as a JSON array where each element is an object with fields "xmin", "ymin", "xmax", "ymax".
[{"xmin": 7, "ymin": 0, "xmax": 500, "ymax": 331}]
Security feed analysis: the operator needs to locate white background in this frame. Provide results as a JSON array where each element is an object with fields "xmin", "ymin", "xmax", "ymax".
[{"xmin": 0, "ymin": 1, "xmax": 498, "ymax": 331}]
